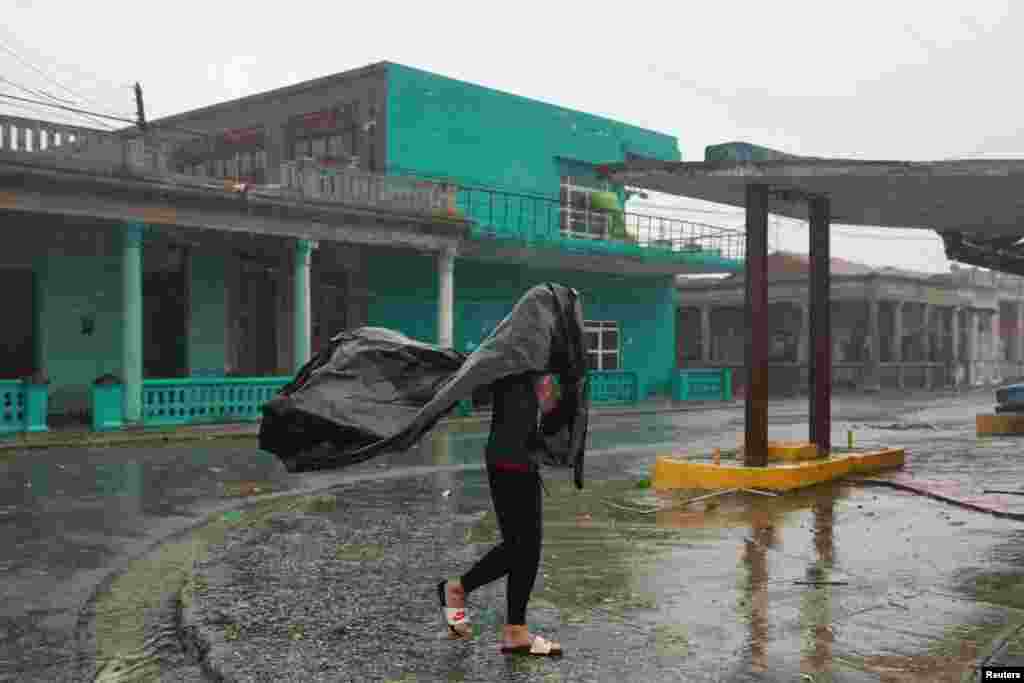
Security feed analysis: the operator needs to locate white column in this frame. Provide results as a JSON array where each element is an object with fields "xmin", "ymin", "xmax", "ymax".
[
  {"xmin": 700, "ymin": 305, "xmax": 712, "ymax": 363},
  {"xmin": 292, "ymin": 239, "xmax": 317, "ymax": 372},
  {"xmin": 892, "ymin": 301, "xmax": 904, "ymax": 390},
  {"xmin": 122, "ymin": 222, "xmax": 145, "ymax": 423},
  {"xmin": 921, "ymin": 303, "xmax": 932, "ymax": 390},
  {"xmin": 950, "ymin": 307, "xmax": 960, "ymax": 387},
  {"xmin": 437, "ymin": 246, "xmax": 456, "ymax": 348},
  {"xmin": 967, "ymin": 309, "xmax": 979, "ymax": 386},
  {"xmin": 865, "ymin": 296, "xmax": 880, "ymax": 390}
]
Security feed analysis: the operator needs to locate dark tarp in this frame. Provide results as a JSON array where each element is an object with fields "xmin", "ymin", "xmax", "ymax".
[{"xmin": 258, "ymin": 283, "xmax": 590, "ymax": 488}]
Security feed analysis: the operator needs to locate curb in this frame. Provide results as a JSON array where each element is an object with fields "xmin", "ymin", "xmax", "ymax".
[
  {"xmin": 846, "ymin": 478, "xmax": 1024, "ymax": 521},
  {"xmin": 2, "ymin": 402, "xmax": 744, "ymax": 452}
]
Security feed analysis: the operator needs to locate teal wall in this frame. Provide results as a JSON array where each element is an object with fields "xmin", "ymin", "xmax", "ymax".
[
  {"xmin": 363, "ymin": 249, "xmax": 439, "ymax": 343},
  {"xmin": 42, "ymin": 228, "xmax": 124, "ymax": 415},
  {"xmin": 188, "ymin": 252, "xmax": 228, "ymax": 375},
  {"xmin": 385, "ymin": 63, "xmax": 680, "ymax": 197},
  {"xmin": 361, "ymin": 248, "xmax": 676, "ymax": 398}
]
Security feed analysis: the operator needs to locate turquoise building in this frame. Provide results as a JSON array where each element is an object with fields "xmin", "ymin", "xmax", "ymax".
[{"xmin": 0, "ymin": 62, "xmax": 741, "ymax": 430}]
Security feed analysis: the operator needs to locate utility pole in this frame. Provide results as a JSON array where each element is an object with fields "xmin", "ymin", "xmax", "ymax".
[{"xmin": 134, "ymin": 82, "xmax": 147, "ymax": 131}]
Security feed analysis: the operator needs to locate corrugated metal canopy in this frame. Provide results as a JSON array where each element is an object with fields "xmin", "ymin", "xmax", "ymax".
[{"xmin": 599, "ymin": 144, "xmax": 1024, "ymax": 237}]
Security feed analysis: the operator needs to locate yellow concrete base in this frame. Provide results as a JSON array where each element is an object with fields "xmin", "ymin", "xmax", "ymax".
[
  {"xmin": 765, "ymin": 441, "xmax": 820, "ymax": 462},
  {"xmin": 977, "ymin": 413, "xmax": 1024, "ymax": 436},
  {"xmin": 652, "ymin": 448, "xmax": 906, "ymax": 492}
]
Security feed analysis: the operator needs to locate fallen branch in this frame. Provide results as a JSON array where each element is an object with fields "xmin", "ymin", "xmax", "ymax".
[
  {"xmin": 793, "ymin": 580, "xmax": 850, "ymax": 586},
  {"xmin": 601, "ymin": 499, "xmax": 663, "ymax": 514}
]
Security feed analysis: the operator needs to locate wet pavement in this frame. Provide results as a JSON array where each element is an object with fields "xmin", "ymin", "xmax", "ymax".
[{"xmin": 0, "ymin": 388, "xmax": 1022, "ymax": 681}]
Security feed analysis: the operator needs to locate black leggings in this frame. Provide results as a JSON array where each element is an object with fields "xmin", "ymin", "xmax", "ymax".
[{"xmin": 460, "ymin": 467, "xmax": 542, "ymax": 625}]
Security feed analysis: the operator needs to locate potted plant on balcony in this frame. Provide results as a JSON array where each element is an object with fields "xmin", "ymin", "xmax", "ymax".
[
  {"xmin": 91, "ymin": 372, "xmax": 123, "ymax": 432},
  {"xmin": 21, "ymin": 370, "xmax": 49, "ymax": 433}
]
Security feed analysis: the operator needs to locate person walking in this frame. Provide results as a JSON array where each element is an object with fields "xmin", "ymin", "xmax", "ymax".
[{"xmin": 437, "ymin": 371, "xmax": 563, "ymax": 657}]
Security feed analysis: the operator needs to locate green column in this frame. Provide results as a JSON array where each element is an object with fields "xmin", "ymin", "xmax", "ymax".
[
  {"xmin": 123, "ymin": 222, "xmax": 145, "ymax": 423},
  {"xmin": 293, "ymin": 239, "xmax": 317, "ymax": 373}
]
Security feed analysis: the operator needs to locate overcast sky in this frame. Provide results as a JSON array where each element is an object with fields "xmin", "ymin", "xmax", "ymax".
[{"xmin": 2, "ymin": 0, "xmax": 1019, "ymax": 274}]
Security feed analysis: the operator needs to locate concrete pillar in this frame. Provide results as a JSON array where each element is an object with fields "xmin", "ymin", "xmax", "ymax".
[
  {"xmin": 865, "ymin": 295, "xmax": 880, "ymax": 391},
  {"xmin": 292, "ymin": 239, "xmax": 317, "ymax": 372},
  {"xmin": 967, "ymin": 309, "xmax": 979, "ymax": 386},
  {"xmin": 122, "ymin": 222, "xmax": 145, "ymax": 423},
  {"xmin": 700, "ymin": 305, "xmax": 712, "ymax": 363},
  {"xmin": 437, "ymin": 246, "xmax": 455, "ymax": 348},
  {"xmin": 950, "ymin": 307, "xmax": 960, "ymax": 388},
  {"xmin": 921, "ymin": 304, "xmax": 932, "ymax": 390},
  {"xmin": 1016, "ymin": 302, "xmax": 1024, "ymax": 370},
  {"xmin": 993, "ymin": 307, "xmax": 1003, "ymax": 382},
  {"xmin": 891, "ymin": 301, "xmax": 904, "ymax": 390}
]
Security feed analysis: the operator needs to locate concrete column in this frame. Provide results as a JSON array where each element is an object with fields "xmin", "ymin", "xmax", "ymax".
[
  {"xmin": 1016, "ymin": 302, "xmax": 1024, "ymax": 370},
  {"xmin": 950, "ymin": 307, "xmax": 960, "ymax": 387},
  {"xmin": 700, "ymin": 305, "xmax": 712, "ymax": 363},
  {"xmin": 891, "ymin": 301, "xmax": 904, "ymax": 390},
  {"xmin": 437, "ymin": 246, "xmax": 456, "ymax": 348},
  {"xmin": 921, "ymin": 304, "xmax": 932, "ymax": 390},
  {"xmin": 865, "ymin": 295, "xmax": 881, "ymax": 391},
  {"xmin": 292, "ymin": 239, "xmax": 317, "ymax": 372},
  {"xmin": 967, "ymin": 309, "xmax": 979, "ymax": 386},
  {"xmin": 122, "ymin": 222, "xmax": 145, "ymax": 423},
  {"xmin": 993, "ymin": 308, "xmax": 1003, "ymax": 382}
]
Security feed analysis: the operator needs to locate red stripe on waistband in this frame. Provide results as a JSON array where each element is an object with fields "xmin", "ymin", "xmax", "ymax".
[{"xmin": 492, "ymin": 461, "xmax": 532, "ymax": 473}]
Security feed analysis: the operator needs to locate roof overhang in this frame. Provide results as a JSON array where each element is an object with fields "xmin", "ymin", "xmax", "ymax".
[{"xmin": 599, "ymin": 146, "xmax": 1024, "ymax": 237}]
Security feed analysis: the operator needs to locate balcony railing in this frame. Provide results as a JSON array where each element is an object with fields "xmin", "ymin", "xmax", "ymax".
[
  {"xmin": 1, "ymin": 118, "xmax": 745, "ymax": 265},
  {"xmin": 452, "ymin": 185, "xmax": 745, "ymax": 264},
  {"xmin": 0, "ymin": 113, "xmax": 172, "ymax": 175}
]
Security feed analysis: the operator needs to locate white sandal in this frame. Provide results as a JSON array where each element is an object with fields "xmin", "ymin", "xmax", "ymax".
[{"xmin": 437, "ymin": 581, "xmax": 470, "ymax": 638}]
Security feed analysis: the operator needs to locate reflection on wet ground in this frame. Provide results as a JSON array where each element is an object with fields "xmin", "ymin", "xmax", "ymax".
[{"xmin": 3, "ymin": 390, "xmax": 1024, "ymax": 681}]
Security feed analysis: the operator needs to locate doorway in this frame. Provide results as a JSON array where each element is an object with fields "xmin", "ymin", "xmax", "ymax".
[
  {"xmin": 0, "ymin": 269, "xmax": 34, "ymax": 379},
  {"xmin": 143, "ymin": 249, "xmax": 188, "ymax": 378}
]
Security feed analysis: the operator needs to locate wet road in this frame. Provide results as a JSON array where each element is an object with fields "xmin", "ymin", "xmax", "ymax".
[{"xmin": 0, "ymin": 389, "xmax": 1020, "ymax": 681}]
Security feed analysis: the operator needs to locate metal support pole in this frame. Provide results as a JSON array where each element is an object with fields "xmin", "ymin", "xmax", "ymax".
[
  {"xmin": 808, "ymin": 195, "xmax": 832, "ymax": 455},
  {"xmin": 744, "ymin": 184, "xmax": 769, "ymax": 467}
]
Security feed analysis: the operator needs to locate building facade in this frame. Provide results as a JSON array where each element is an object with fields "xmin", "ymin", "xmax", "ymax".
[
  {"xmin": 677, "ymin": 253, "xmax": 1024, "ymax": 395},
  {"xmin": 0, "ymin": 62, "xmax": 741, "ymax": 424}
]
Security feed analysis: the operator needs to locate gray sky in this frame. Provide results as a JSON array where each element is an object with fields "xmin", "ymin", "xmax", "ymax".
[{"xmin": 2, "ymin": 0, "xmax": 1019, "ymax": 273}]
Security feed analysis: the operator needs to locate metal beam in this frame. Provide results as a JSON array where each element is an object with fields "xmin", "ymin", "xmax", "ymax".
[
  {"xmin": 808, "ymin": 195, "xmax": 832, "ymax": 453},
  {"xmin": 744, "ymin": 184, "xmax": 770, "ymax": 467}
]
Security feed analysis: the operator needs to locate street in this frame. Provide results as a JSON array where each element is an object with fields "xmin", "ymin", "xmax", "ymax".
[{"xmin": 2, "ymin": 389, "xmax": 1022, "ymax": 681}]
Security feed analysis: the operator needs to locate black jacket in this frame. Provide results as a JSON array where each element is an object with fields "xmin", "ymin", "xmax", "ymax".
[{"xmin": 258, "ymin": 283, "xmax": 590, "ymax": 488}]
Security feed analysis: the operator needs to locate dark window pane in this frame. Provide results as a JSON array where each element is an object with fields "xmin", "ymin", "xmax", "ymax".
[
  {"xmin": 602, "ymin": 353, "xmax": 619, "ymax": 370},
  {"xmin": 586, "ymin": 353, "xmax": 599, "ymax": 371},
  {"xmin": 585, "ymin": 331, "xmax": 598, "ymax": 350},
  {"xmin": 601, "ymin": 330, "xmax": 618, "ymax": 349}
]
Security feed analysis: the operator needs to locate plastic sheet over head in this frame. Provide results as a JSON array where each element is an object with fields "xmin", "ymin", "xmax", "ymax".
[{"xmin": 258, "ymin": 283, "xmax": 590, "ymax": 488}]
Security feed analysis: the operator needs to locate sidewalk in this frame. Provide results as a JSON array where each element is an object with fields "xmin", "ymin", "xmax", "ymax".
[{"xmin": 0, "ymin": 398, "xmax": 745, "ymax": 451}]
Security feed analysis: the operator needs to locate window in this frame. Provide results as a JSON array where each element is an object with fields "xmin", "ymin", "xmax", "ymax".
[
  {"xmin": 560, "ymin": 176, "xmax": 610, "ymax": 239},
  {"xmin": 584, "ymin": 320, "xmax": 619, "ymax": 371}
]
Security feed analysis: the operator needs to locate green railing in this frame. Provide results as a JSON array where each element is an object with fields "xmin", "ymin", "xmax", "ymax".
[
  {"xmin": 588, "ymin": 371, "xmax": 639, "ymax": 404},
  {"xmin": 0, "ymin": 379, "xmax": 49, "ymax": 434},
  {"xmin": 0, "ymin": 380, "xmax": 26, "ymax": 434},
  {"xmin": 141, "ymin": 377, "xmax": 291, "ymax": 426},
  {"xmin": 451, "ymin": 185, "xmax": 744, "ymax": 268},
  {"xmin": 672, "ymin": 368, "xmax": 733, "ymax": 401}
]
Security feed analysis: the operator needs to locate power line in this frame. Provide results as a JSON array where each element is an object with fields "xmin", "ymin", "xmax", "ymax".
[
  {"xmin": 0, "ymin": 37, "xmax": 124, "ymax": 117},
  {"xmin": 0, "ymin": 92, "xmax": 218, "ymax": 143},
  {"xmin": 0, "ymin": 75, "xmax": 115, "ymax": 129}
]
